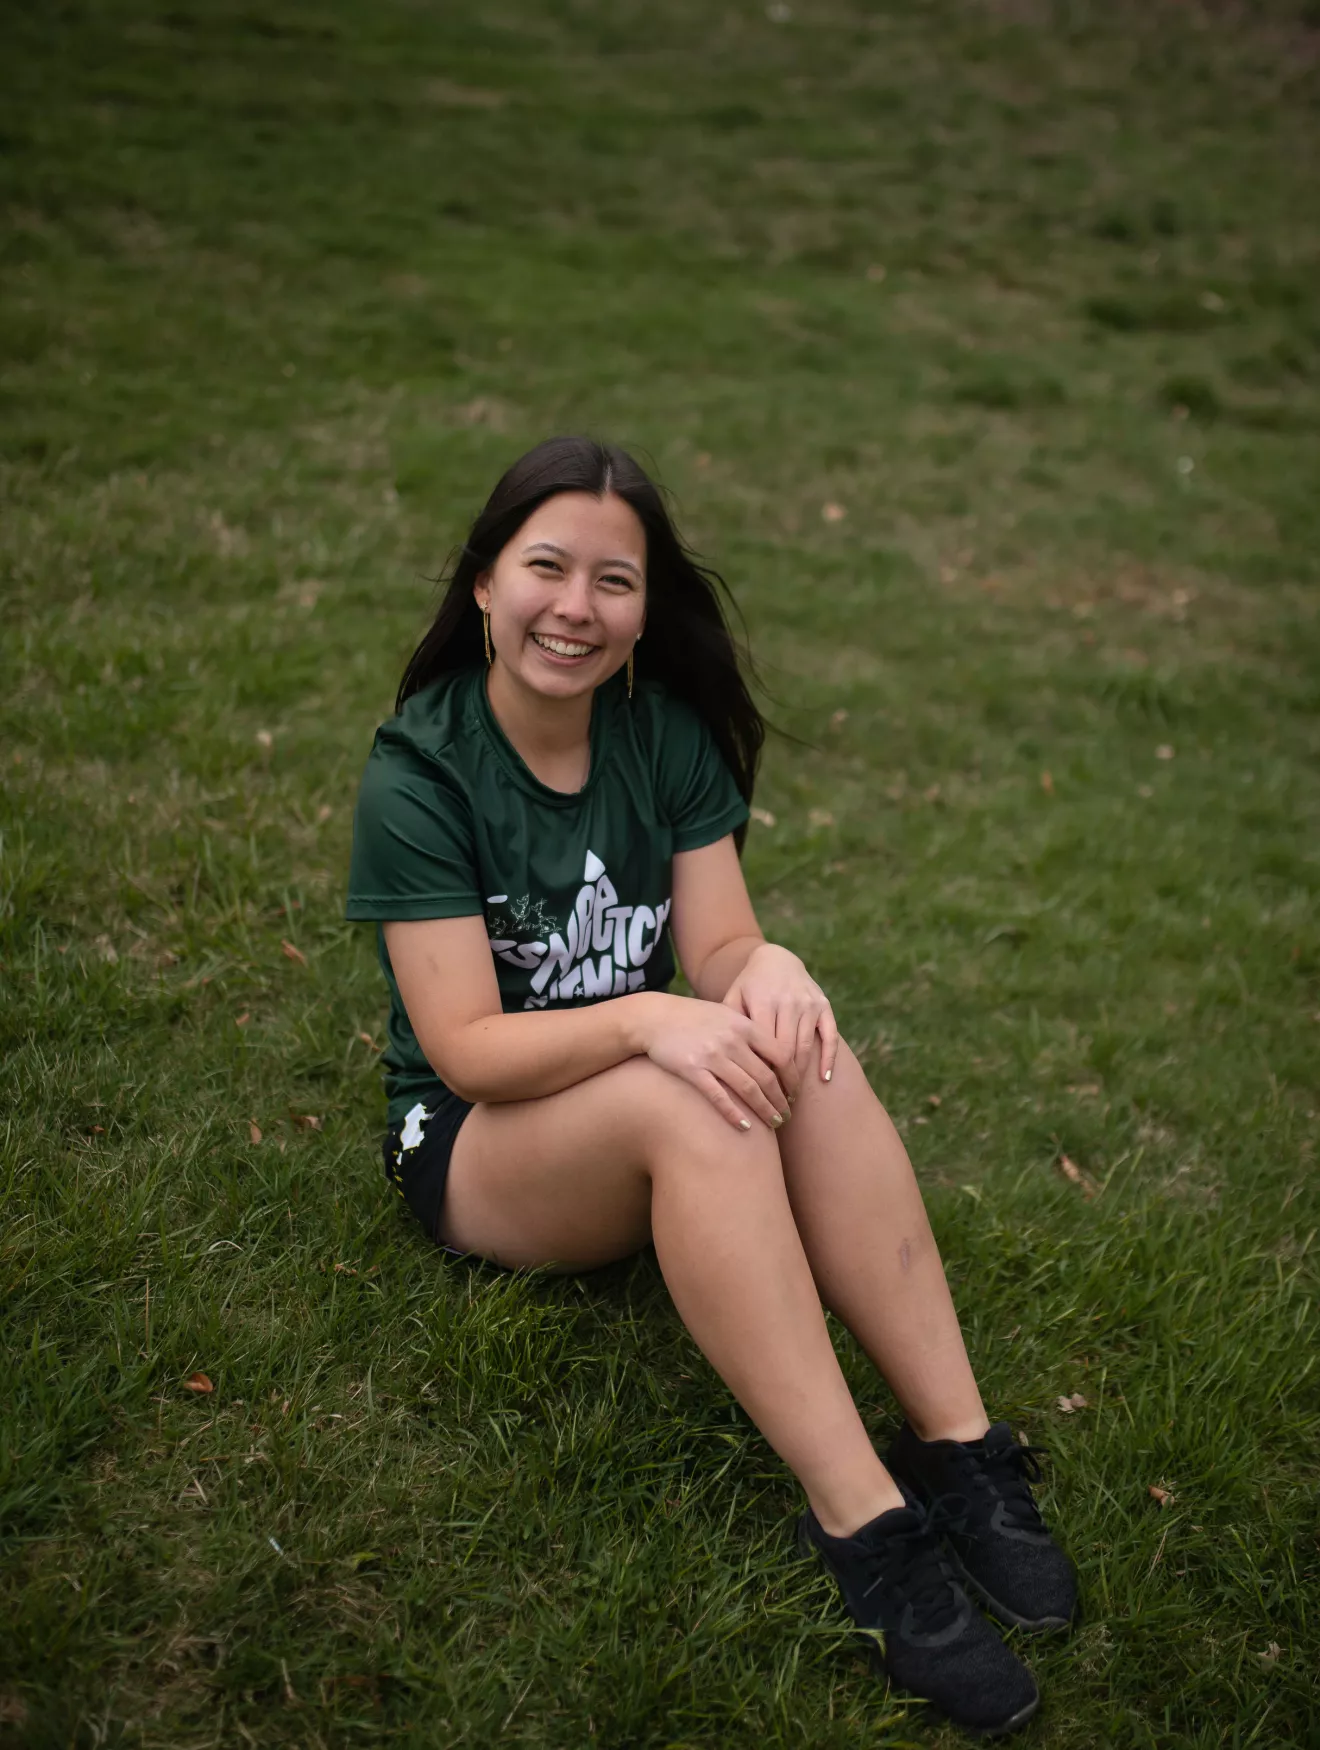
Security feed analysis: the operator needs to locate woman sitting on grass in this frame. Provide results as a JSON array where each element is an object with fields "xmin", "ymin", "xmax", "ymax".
[{"xmin": 346, "ymin": 436, "xmax": 1076, "ymax": 1737}]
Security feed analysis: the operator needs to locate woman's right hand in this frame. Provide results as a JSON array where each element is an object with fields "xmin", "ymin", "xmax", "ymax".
[{"xmin": 630, "ymin": 992, "xmax": 793, "ymax": 1131}]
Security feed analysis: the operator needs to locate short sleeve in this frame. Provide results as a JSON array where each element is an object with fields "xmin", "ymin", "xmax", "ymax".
[
  {"xmin": 656, "ymin": 696, "xmax": 751, "ymax": 853},
  {"xmin": 345, "ymin": 733, "xmax": 484, "ymax": 921}
]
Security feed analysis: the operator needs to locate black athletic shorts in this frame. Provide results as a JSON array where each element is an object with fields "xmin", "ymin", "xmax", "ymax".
[{"xmin": 381, "ymin": 1092, "xmax": 476, "ymax": 1255}]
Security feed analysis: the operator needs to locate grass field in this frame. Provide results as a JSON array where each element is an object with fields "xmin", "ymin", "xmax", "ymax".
[{"xmin": 3, "ymin": 1, "xmax": 1319, "ymax": 1744}]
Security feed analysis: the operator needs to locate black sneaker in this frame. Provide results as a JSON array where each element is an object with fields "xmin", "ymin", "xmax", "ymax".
[
  {"xmin": 887, "ymin": 1421, "xmax": 1078, "ymax": 1633},
  {"xmin": 798, "ymin": 1501, "xmax": 1039, "ymax": 1737}
]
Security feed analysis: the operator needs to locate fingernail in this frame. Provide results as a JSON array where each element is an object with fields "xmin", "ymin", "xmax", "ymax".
[
  {"xmin": 824, "ymin": 1069, "xmax": 832, "ymax": 1082},
  {"xmin": 739, "ymin": 1119, "xmax": 751, "ymax": 1131},
  {"xmin": 770, "ymin": 1113, "xmax": 783, "ymax": 1128},
  {"xmin": 787, "ymin": 1094, "xmax": 796, "ymax": 1105}
]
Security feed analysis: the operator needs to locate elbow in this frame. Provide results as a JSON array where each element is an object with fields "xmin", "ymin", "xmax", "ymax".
[
  {"xmin": 436, "ymin": 1068, "xmax": 482, "ymax": 1104},
  {"xmin": 419, "ymin": 1024, "xmax": 497, "ymax": 1105},
  {"xmin": 417, "ymin": 1035, "xmax": 476, "ymax": 1104}
]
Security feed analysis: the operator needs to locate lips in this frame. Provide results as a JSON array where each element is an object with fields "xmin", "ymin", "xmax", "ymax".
[{"xmin": 530, "ymin": 631, "xmax": 598, "ymax": 659}]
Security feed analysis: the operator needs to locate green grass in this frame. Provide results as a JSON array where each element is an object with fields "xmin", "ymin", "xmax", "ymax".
[{"xmin": 3, "ymin": 0, "xmax": 1319, "ymax": 1743}]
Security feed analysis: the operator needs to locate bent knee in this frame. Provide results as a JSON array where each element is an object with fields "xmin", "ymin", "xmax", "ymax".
[{"xmin": 601, "ymin": 1058, "xmax": 780, "ymax": 1163}]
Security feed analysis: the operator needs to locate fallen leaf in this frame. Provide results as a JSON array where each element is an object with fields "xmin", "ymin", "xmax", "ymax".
[
  {"xmin": 750, "ymin": 806, "xmax": 777, "ymax": 827},
  {"xmin": 157, "ymin": 949, "xmax": 180, "ymax": 967},
  {"xmin": 830, "ymin": 708, "xmax": 848, "ymax": 728},
  {"xmin": 255, "ymin": 730, "xmax": 273, "ymax": 749},
  {"xmin": 1155, "ymin": 744, "xmax": 1175, "ymax": 761},
  {"xmin": 249, "ymin": 1121, "xmax": 263, "ymax": 1145},
  {"xmin": 316, "ymin": 803, "xmax": 333, "ymax": 822},
  {"xmin": 1040, "ymin": 769, "xmax": 1055, "ymax": 795},
  {"xmin": 1138, "ymin": 784, "xmax": 1154, "ymax": 798},
  {"xmin": 821, "ymin": 502, "xmax": 846, "ymax": 523},
  {"xmin": 1055, "ymin": 1396, "xmax": 1077, "ymax": 1414},
  {"xmin": 1258, "ymin": 1641, "xmax": 1282, "ymax": 1664},
  {"xmin": 281, "ymin": 939, "xmax": 307, "ymax": 966},
  {"xmin": 334, "ymin": 1261, "xmax": 358, "ymax": 1276},
  {"xmin": 184, "ymin": 1373, "xmax": 214, "ymax": 1394},
  {"xmin": 357, "ymin": 1031, "xmax": 379, "ymax": 1050},
  {"xmin": 292, "ymin": 1114, "xmax": 322, "ymax": 1131},
  {"xmin": 1067, "ymin": 1391, "xmax": 1088, "ymax": 1409},
  {"xmin": 927, "ymin": 1094, "xmax": 942, "ymax": 1108},
  {"xmin": 1148, "ymin": 1484, "xmax": 1175, "ymax": 1508},
  {"xmin": 807, "ymin": 808, "xmax": 835, "ymax": 828},
  {"xmin": 1057, "ymin": 1154, "xmax": 1097, "ymax": 1200},
  {"xmin": 94, "ymin": 934, "xmax": 119, "ymax": 964},
  {"xmin": 235, "ymin": 1012, "xmax": 250, "ymax": 1027}
]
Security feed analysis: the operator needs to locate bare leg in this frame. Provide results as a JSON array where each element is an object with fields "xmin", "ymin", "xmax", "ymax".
[
  {"xmin": 442, "ymin": 1057, "xmax": 904, "ymax": 1534},
  {"xmin": 777, "ymin": 1041, "xmax": 989, "ymax": 1443}
]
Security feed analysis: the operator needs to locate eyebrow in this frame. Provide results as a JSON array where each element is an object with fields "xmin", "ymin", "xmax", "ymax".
[{"xmin": 522, "ymin": 541, "xmax": 643, "ymax": 579}]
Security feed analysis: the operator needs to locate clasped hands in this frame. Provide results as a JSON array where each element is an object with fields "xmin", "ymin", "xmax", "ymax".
[{"xmin": 640, "ymin": 942, "xmax": 838, "ymax": 1132}]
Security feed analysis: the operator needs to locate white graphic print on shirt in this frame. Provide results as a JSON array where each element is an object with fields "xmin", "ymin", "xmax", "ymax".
[{"xmin": 485, "ymin": 849, "xmax": 672, "ymax": 1011}]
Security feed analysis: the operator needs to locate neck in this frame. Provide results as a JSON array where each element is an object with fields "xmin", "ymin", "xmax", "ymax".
[{"xmin": 484, "ymin": 661, "xmax": 593, "ymax": 773}]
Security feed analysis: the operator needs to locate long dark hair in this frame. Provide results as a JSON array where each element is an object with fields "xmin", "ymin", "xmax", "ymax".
[{"xmin": 397, "ymin": 436, "xmax": 765, "ymax": 849}]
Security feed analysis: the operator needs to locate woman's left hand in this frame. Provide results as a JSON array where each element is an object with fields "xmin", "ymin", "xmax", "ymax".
[{"xmin": 720, "ymin": 943, "xmax": 838, "ymax": 1099}]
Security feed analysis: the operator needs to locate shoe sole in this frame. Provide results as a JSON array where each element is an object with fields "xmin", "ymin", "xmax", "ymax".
[{"xmin": 796, "ymin": 1515, "xmax": 1042, "ymax": 1739}]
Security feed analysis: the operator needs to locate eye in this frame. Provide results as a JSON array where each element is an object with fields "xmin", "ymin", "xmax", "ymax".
[
  {"xmin": 529, "ymin": 558, "xmax": 561, "ymax": 574},
  {"xmin": 600, "ymin": 573, "xmax": 636, "ymax": 591}
]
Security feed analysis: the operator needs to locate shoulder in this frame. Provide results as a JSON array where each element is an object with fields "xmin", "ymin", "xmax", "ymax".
[
  {"xmin": 373, "ymin": 668, "xmax": 472, "ymax": 763},
  {"xmin": 356, "ymin": 670, "xmax": 477, "ymax": 815},
  {"xmin": 627, "ymin": 678, "xmax": 713, "ymax": 755}
]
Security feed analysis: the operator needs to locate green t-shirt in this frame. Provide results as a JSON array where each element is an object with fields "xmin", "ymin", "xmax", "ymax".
[{"xmin": 346, "ymin": 664, "xmax": 750, "ymax": 1125}]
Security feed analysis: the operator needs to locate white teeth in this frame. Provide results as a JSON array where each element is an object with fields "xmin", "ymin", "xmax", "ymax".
[{"xmin": 532, "ymin": 633, "xmax": 595, "ymax": 657}]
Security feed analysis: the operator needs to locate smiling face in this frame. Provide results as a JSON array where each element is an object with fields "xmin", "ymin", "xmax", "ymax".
[{"xmin": 475, "ymin": 491, "xmax": 647, "ymax": 703}]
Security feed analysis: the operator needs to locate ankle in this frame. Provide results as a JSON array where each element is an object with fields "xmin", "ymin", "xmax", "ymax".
[
  {"xmin": 909, "ymin": 1413, "xmax": 991, "ymax": 1445},
  {"xmin": 810, "ymin": 1473, "xmax": 907, "ymax": 1539}
]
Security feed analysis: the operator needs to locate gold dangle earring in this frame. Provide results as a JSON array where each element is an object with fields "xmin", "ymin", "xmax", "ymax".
[{"xmin": 482, "ymin": 604, "xmax": 492, "ymax": 667}]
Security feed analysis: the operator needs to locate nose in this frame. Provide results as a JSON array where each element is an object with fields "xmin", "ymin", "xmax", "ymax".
[{"xmin": 554, "ymin": 570, "xmax": 595, "ymax": 624}]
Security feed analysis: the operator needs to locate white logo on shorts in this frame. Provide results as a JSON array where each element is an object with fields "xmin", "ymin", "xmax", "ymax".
[{"xmin": 400, "ymin": 1101, "xmax": 430, "ymax": 1151}]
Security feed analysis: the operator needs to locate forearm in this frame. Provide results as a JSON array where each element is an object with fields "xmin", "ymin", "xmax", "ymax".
[
  {"xmin": 690, "ymin": 933, "xmax": 766, "ymax": 1003},
  {"xmin": 430, "ymin": 990, "xmax": 670, "ymax": 1104}
]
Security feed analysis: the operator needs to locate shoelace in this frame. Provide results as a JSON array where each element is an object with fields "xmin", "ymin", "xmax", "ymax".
[
  {"xmin": 859, "ymin": 1517, "xmax": 964, "ymax": 1635},
  {"xmin": 932, "ymin": 1442, "xmax": 1050, "ymax": 1538}
]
